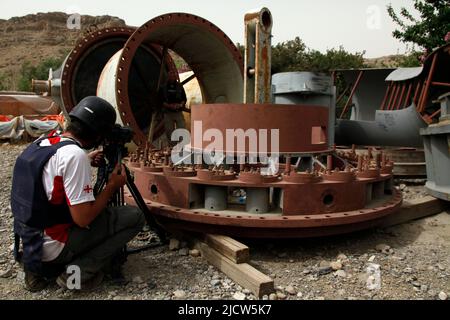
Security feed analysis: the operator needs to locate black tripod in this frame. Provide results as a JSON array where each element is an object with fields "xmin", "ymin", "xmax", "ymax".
[{"xmin": 94, "ymin": 126, "xmax": 167, "ymax": 254}]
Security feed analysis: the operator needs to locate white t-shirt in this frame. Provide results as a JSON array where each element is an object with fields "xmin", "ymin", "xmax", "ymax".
[{"xmin": 39, "ymin": 135, "xmax": 95, "ymax": 262}]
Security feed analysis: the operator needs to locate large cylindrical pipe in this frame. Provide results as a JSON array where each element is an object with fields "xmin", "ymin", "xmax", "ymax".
[
  {"xmin": 97, "ymin": 45, "xmax": 177, "ymax": 142},
  {"xmin": 246, "ymin": 188, "xmax": 270, "ymax": 214},
  {"xmin": 205, "ymin": 186, "xmax": 228, "ymax": 211},
  {"xmin": 110, "ymin": 13, "xmax": 244, "ymax": 146},
  {"xmin": 56, "ymin": 27, "xmax": 139, "ymax": 116}
]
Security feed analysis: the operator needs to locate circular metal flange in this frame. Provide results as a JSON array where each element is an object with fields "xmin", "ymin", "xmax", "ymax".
[
  {"xmin": 238, "ymin": 172, "xmax": 280, "ymax": 184},
  {"xmin": 322, "ymin": 171, "xmax": 356, "ymax": 183},
  {"xmin": 197, "ymin": 169, "xmax": 237, "ymax": 182},
  {"xmin": 60, "ymin": 27, "xmax": 136, "ymax": 114},
  {"xmin": 283, "ymin": 172, "xmax": 323, "ymax": 184},
  {"xmin": 115, "ymin": 13, "xmax": 245, "ymax": 146},
  {"xmin": 125, "ymin": 190, "xmax": 403, "ymax": 238},
  {"xmin": 163, "ymin": 167, "xmax": 197, "ymax": 177},
  {"xmin": 357, "ymin": 169, "xmax": 381, "ymax": 179},
  {"xmin": 141, "ymin": 165, "xmax": 164, "ymax": 173}
]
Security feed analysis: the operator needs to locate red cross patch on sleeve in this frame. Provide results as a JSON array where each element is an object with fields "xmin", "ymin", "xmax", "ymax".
[{"xmin": 83, "ymin": 185, "xmax": 93, "ymax": 194}]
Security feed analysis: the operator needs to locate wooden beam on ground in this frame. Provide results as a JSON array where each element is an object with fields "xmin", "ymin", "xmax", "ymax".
[
  {"xmin": 203, "ymin": 234, "xmax": 250, "ymax": 264},
  {"xmin": 195, "ymin": 241, "xmax": 274, "ymax": 298},
  {"xmin": 380, "ymin": 196, "xmax": 448, "ymax": 228}
]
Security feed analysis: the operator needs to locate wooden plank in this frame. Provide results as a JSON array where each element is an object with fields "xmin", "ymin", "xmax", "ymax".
[
  {"xmin": 203, "ymin": 234, "xmax": 250, "ymax": 264},
  {"xmin": 380, "ymin": 196, "xmax": 447, "ymax": 228},
  {"xmin": 196, "ymin": 242, "xmax": 274, "ymax": 298}
]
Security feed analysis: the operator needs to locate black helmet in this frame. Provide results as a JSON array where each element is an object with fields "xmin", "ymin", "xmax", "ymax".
[{"xmin": 69, "ymin": 96, "xmax": 116, "ymax": 137}]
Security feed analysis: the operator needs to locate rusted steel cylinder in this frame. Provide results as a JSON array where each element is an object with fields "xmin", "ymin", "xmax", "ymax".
[
  {"xmin": 246, "ymin": 188, "xmax": 270, "ymax": 214},
  {"xmin": 284, "ymin": 156, "xmax": 291, "ymax": 175},
  {"xmin": 102, "ymin": 13, "xmax": 244, "ymax": 146},
  {"xmin": 191, "ymin": 103, "xmax": 331, "ymax": 154},
  {"xmin": 31, "ymin": 80, "xmax": 51, "ymax": 95},
  {"xmin": 205, "ymin": 186, "xmax": 228, "ymax": 211},
  {"xmin": 0, "ymin": 93, "xmax": 60, "ymax": 118},
  {"xmin": 327, "ymin": 155, "xmax": 333, "ymax": 171}
]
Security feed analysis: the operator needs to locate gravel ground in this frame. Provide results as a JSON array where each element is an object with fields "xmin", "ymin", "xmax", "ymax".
[{"xmin": 0, "ymin": 142, "xmax": 449, "ymax": 300}]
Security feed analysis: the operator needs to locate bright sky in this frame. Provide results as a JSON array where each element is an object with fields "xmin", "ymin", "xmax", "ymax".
[{"xmin": 0, "ymin": 0, "xmax": 418, "ymax": 58}]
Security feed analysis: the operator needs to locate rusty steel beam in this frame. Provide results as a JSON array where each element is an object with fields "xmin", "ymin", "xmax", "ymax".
[
  {"xmin": 387, "ymin": 83, "xmax": 398, "ymax": 111},
  {"xmin": 431, "ymin": 81, "xmax": 450, "ymax": 88},
  {"xmin": 395, "ymin": 83, "xmax": 406, "ymax": 110},
  {"xmin": 336, "ymin": 85, "xmax": 350, "ymax": 106},
  {"xmin": 413, "ymin": 80, "xmax": 423, "ymax": 106},
  {"xmin": 403, "ymin": 83, "xmax": 413, "ymax": 109},
  {"xmin": 390, "ymin": 83, "xmax": 401, "ymax": 110},
  {"xmin": 380, "ymin": 82, "xmax": 392, "ymax": 110},
  {"xmin": 340, "ymin": 70, "xmax": 364, "ymax": 119},
  {"xmin": 418, "ymin": 53, "xmax": 438, "ymax": 113}
]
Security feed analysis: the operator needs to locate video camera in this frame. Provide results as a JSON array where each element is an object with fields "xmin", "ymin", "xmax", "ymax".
[{"xmin": 102, "ymin": 124, "xmax": 134, "ymax": 168}]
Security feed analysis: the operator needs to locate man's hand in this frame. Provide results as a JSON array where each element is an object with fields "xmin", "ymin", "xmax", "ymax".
[
  {"xmin": 88, "ymin": 150, "xmax": 105, "ymax": 167},
  {"xmin": 109, "ymin": 163, "xmax": 127, "ymax": 189}
]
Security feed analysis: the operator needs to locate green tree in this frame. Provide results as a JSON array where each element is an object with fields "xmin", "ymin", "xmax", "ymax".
[
  {"xmin": 18, "ymin": 57, "xmax": 64, "ymax": 91},
  {"xmin": 271, "ymin": 37, "xmax": 307, "ymax": 74},
  {"xmin": 395, "ymin": 50, "xmax": 423, "ymax": 67},
  {"xmin": 387, "ymin": 0, "xmax": 450, "ymax": 51},
  {"xmin": 304, "ymin": 46, "xmax": 365, "ymax": 73}
]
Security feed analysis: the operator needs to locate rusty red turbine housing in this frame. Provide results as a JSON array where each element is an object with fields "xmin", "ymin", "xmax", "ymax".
[{"xmin": 125, "ymin": 103, "xmax": 402, "ymax": 238}]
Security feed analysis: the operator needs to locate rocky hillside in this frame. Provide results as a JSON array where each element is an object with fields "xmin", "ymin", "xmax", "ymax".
[
  {"xmin": 0, "ymin": 12, "xmax": 126, "ymax": 90},
  {"xmin": 365, "ymin": 55, "xmax": 408, "ymax": 68}
]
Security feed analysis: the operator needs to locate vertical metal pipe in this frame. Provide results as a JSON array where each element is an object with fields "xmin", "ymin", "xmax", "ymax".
[
  {"xmin": 327, "ymin": 155, "xmax": 333, "ymax": 172},
  {"xmin": 244, "ymin": 7, "xmax": 273, "ymax": 104},
  {"xmin": 381, "ymin": 152, "xmax": 386, "ymax": 168},
  {"xmin": 285, "ymin": 156, "xmax": 291, "ymax": 175},
  {"xmin": 375, "ymin": 153, "xmax": 381, "ymax": 169},
  {"xmin": 205, "ymin": 186, "xmax": 228, "ymax": 211},
  {"xmin": 357, "ymin": 155, "xmax": 363, "ymax": 172},
  {"xmin": 246, "ymin": 188, "xmax": 270, "ymax": 214}
]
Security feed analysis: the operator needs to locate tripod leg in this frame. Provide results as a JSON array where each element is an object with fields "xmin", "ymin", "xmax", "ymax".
[{"xmin": 125, "ymin": 167, "xmax": 167, "ymax": 243}]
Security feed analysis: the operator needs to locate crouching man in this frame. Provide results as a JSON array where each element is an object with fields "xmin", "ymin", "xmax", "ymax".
[{"xmin": 11, "ymin": 96, "xmax": 145, "ymax": 292}]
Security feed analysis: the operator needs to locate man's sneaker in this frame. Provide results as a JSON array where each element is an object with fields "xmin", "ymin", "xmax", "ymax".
[
  {"xmin": 56, "ymin": 270, "xmax": 104, "ymax": 291},
  {"xmin": 24, "ymin": 270, "xmax": 49, "ymax": 292}
]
